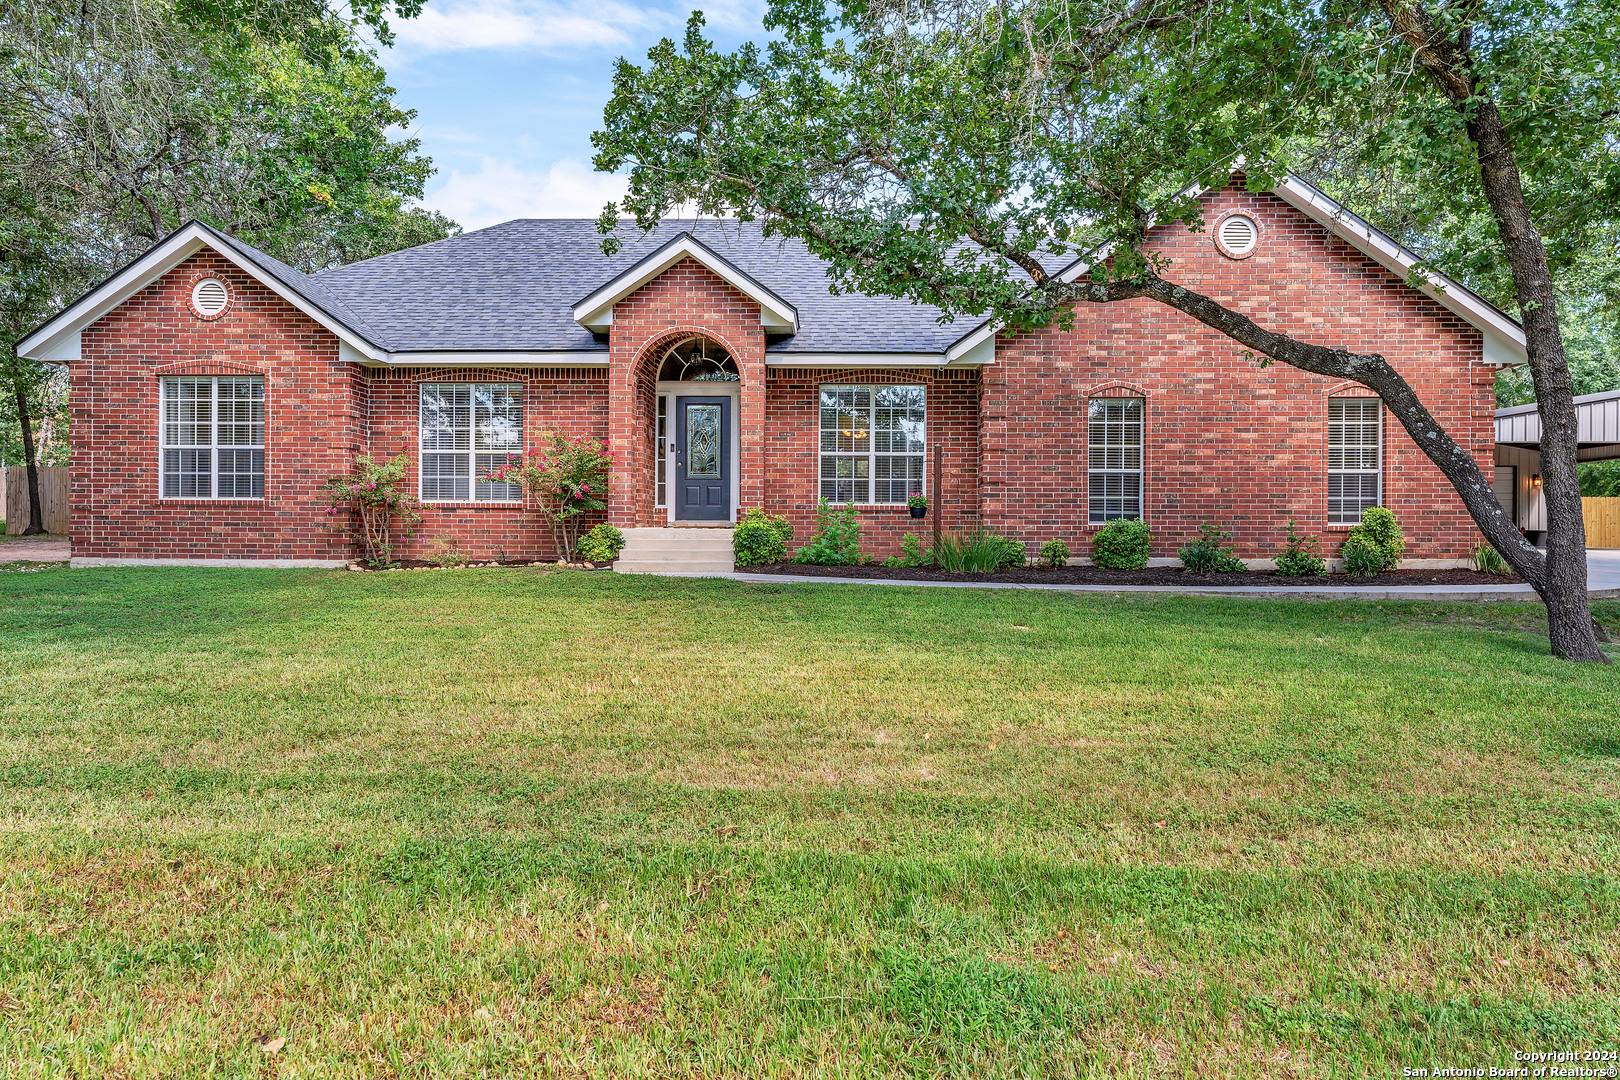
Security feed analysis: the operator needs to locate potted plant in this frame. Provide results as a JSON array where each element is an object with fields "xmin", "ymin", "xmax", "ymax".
[{"xmin": 908, "ymin": 492, "xmax": 928, "ymax": 519}]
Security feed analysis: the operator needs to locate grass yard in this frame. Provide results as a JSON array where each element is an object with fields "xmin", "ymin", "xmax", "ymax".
[{"xmin": 1, "ymin": 567, "xmax": 1618, "ymax": 1078}]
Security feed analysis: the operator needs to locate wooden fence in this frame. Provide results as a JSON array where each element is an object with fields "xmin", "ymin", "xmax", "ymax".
[
  {"xmin": 4, "ymin": 466, "xmax": 69, "ymax": 535},
  {"xmin": 1584, "ymin": 497, "xmax": 1620, "ymax": 549}
]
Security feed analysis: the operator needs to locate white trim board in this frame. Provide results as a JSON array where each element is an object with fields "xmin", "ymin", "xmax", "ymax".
[
  {"xmin": 17, "ymin": 222, "xmax": 387, "ymax": 363},
  {"xmin": 572, "ymin": 232, "xmax": 799, "ymax": 334}
]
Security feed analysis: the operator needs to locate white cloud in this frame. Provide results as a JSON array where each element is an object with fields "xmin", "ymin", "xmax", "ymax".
[
  {"xmin": 392, "ymin": 0, "xmax": 665, "ymax": 53},
  {"xmin": 425, "ymin": 158, "xmax": 630, "ymax": 229}
]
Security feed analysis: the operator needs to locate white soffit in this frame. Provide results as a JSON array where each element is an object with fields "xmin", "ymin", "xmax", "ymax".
[
  {"xmin": 379, "ymin": 350, "xmax": 609, "ymax": 367},
  {"xmin": 16, "ymin": 222, "xmax": 386, "ymax": 362},
  {"xmin": 766, "ymin": 351, "xmax": 948, "ymax": 367},
  {"xmin": 572, "ymin": 232, "xmax": 799, "ymax": 334}
]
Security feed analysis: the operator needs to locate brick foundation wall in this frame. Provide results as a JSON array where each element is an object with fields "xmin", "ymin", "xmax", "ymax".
[{"xmin": 983, "ymin": 183, "xmax": 1495, "ymax": 561}]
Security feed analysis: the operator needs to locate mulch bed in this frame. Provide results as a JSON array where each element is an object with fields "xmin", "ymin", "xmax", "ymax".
[
  {"xmin": 736, "ymin": 563, "xmax": 1524, "ymax": 587},
  {"xmin": 347, "ymin": 558, "xmax": 611, "ymax": 571}
]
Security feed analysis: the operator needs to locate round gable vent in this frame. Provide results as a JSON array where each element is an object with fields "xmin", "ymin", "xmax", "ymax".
[
  {"xmin": 190, "ymin": 277, "xmax": 230, "ymax": 318},
  {"xmin": 1216, "ymin": 214, "xmax": 1258, "ymax": 258}
]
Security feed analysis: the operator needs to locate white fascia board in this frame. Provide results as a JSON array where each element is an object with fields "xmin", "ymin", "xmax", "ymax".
[
  {"xmin": 380, "ymin": 351, "xmax": 610, "ymax": 367},
  {"xmin": 16, "ymin": 223, "xmax": 387, "ymax": 362},
  {"xmin": 766, "ymin": 352, "xmax": 946, "ymax": 367},
  {"xmin": 572, "ymin": 233, "xmax": 799, "ymax": 334},
  {"xmin": 1271, "ymin": 177, "xmax": 1528, "ymax": 363},
  {"xmin": 944, "ymin": 322, "xmax": 997, "ymax": 366}
]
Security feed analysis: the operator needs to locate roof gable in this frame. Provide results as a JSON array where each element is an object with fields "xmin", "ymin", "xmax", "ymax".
[
  {"xmin": 1051, "ymin": 172, "xmax": 1527, "ymax": 366},
  {"xmin": 17, "ymin": 221, "xmax": 389, "ymax": 362},
  {"xmin": 570, "ymin": 231, "xmax": 799, "ymax": 334}
]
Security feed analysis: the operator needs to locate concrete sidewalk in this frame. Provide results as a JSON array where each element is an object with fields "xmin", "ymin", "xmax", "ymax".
[{"xmin": 713, "ymin": 548, "xmax": 1620, "ymax": 602}]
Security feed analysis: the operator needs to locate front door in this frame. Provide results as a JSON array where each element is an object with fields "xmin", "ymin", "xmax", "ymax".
[{"xmin": 675, "ymin": 396, "xmax": 731, "ymax": 520}]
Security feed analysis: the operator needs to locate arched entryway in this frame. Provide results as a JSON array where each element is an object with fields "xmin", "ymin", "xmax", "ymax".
[{"xmin": 652, "ymin": 335, "xmax": 741, "ymax": 522}]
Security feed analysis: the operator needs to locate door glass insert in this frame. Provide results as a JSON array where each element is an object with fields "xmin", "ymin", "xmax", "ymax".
[{"xmin": 686, "ymin": 404, "xmax": 721, "ymax": 477}]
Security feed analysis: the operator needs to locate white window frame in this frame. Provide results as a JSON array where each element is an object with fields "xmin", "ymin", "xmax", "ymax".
[
  {"xmin": 1087, "ymin": 397, "xmax": 1143, "ymax": 524},
  {"xmin": 418, "ymin": 383, "xmax": 525, "ymax": 504},
  {"xmin": 1327, "ymin": 397, "xmax": 1383, "ymax": 525},
  {"xmin": 818, "ymin": 384, "xmax": 927, "ymax": 505},
  {"xmin": 655, "ymin": 394, "xmax": 668, "ymax": 508},
  {"xmin": 159, "ymin": 376, "xmax": 265, "ymax": 499}
]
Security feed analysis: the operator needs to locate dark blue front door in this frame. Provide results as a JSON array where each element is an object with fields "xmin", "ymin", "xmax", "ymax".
[{"xmin": 675, "ymin": 396, "xmax": 731, "ymax": 520}]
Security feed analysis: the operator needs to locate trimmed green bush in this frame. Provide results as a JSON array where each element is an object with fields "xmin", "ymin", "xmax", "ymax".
[
  {"xmin": 1090, "ymin": 519, "xmax": 1151, "ymax": 569},
  {"xmin": 1341, "ymin": 534, "xmax": 1385, "ymax": 576},
  {"xmin": 1178, "ymin": 522, "xmax": 1246, "ymax": 574},
  {"xmin": 576, "ymin": 523, "xmax": 625, "ymax": 563},
  {"xmin": 1273, "ymin": 520, "xmax": 1326, "ymax": 576},
  {"xmin": 739, "ymin": 507, "xmax": 794, "ymax": 544},
  {"xmin": 733, "ymin": 521, "xmax": 786, "ymax": 567},
  {"xmin": 1340, "ymin": 507, "xmax": 1405, "ymax": 573},
  {"xmin": 884, "ymin": 532, "xmax": 928, "ymax": 567},
  {"xmin": 1038, "ymin": 538, "xmax": 1071, "ymax": 569}
]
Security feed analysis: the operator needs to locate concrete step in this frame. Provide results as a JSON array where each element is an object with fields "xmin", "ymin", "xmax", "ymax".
[{"xmin": 615, "ymin": 526, "xmax": 735, "ymax": 575}]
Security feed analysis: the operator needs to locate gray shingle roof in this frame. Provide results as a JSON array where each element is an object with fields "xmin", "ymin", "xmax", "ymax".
[{"xmin": 312, "ymin": 219, "xmax": 980, "ymax": 355}]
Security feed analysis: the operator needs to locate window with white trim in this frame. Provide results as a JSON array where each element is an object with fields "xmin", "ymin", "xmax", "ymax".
[
  {"xmin": 819, "ymin": 384, "xmax": 925, "ymax": 503},
  {"xmin": 419, "ymin": 384, "xmax": 523, "ymax": 502},
  {"xmin": 160, "ymin": 376, "xmax": 264, "ymax": 498},
  {"xmin": 1088, "ymin": 397, "xmax": 1143, "ymax": 523},
  {"xmin": 1328, "ymin": 397, "xmax": 1382, "ymax": 524}
]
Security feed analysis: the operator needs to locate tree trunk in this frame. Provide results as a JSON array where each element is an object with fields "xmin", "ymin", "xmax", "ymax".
[
  {"xmin": 1375, "ymin": 0, "xmax": 1603, "ymax": 661},
  {"xmin": 14, "ymin": 379, "xmax": 46, "ymax": 536}
]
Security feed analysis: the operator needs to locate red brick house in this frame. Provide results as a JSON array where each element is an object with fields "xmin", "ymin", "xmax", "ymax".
[{"xmin": 19, "ymin": 176, "xmax": 1526, "ymax": 568}]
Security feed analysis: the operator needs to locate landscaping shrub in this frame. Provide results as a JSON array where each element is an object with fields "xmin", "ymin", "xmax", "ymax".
[
  {"xmin": 1273, "ymin": 520, "xmax": 1326, "ymax": 576},
  {"xmin": 791, "ymin": 499, "xmax": 862, "ymax": 565},
  {"xmin": 1090, "ymin": 519, "xmax": 1151, "ymax": 569},
  {"xmin": 577, "ymin": 523, "xmax": 624, "ymax": 563},
  {"xmin": 1471, "ymin": 541, "xmax": 1514, "ymax": 576},
  {"xmin": 884, "ymin": 532, "xmax": 929, "ymax": 567},
  {"xmin": 734, "ymin": 521, "xmax": 787, "ymax": 567},
  {"xmin": 932, "ymin": 530, "xmax": 1023, "ymax": 572},
  {"xmin": 1340, "ymin": 507, "xmax": 1405, "ymax": 573},
  {"xmin": 739, "ymin": 507, "xmax": 794, "ymax": 544},
  {"xmin": 1038, "ymin": 538, "xmax": 1071, "ymax": 568},
  {"xmin": 1340, "ymin": 534, "xmax": 1386, "ymax": 576},
  {"xmin": 322, "ymin": 452, "xmax": 423, "ymax": 566},
  {"xmin": 1178, "ymin": 522, "xmax": 1246, "ymax": 573}
]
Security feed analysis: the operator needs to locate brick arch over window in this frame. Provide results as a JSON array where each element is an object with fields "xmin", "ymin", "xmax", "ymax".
[
  {"xmin": 1083, "ymin": 381, "xmax": 1150, "ymax": 399},
  {"xmin": 154, "ymin": 359, "xmax": 265, "ymax": 378},
  {"xmin": 1323, "ymin": 381, "xmax": 1380, "ymax": 398}
]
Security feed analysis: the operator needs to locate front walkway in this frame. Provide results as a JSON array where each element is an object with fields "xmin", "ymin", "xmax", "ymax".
[{"xmin": 717, "ymin": 548, "xmax": 1620, "ymax": 601}]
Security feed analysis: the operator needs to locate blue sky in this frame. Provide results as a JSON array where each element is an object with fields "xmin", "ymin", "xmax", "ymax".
[{"xmin": 377, "ymin": 0, "xmax": 766, "ymax": 231}]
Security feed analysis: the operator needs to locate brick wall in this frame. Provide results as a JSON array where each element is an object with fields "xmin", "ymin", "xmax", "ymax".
[
  {"xmin": 763, "ymin": 368, "xmax": 981, "ymax": 556},
  {"xmin": 366, "ymin": 367, "xmax": 609, "ymax": 560},
  {"xmin": 983, "ymin": 183, "xmax": 1494, "ymax": 561},
  {"xmin": 72, "ymin": 253, "xmax": 359, "ymax": 562},
  {"xmin": 605, "ymin": 257, "xmax": 768, "ymax": 527}
]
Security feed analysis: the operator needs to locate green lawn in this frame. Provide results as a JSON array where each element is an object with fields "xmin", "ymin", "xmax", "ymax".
[{"xmin": 1, "ymin": 567, "xmax": 1617, "ymax": 1078}]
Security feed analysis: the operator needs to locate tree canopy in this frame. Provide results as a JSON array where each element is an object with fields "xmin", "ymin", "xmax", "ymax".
[{"xmin": 595, "ymin": 0, "xmax": 1620, "ymax": 659}]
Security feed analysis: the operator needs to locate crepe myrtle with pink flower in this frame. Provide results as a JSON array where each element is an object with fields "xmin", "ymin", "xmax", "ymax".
[
  {"xmin": 479, "ymin": 431, "xmax": 613, "ymax": 559},
  {"xmin": 322, "ymin": 453, "xmax": 424, "ymax": 566}
]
